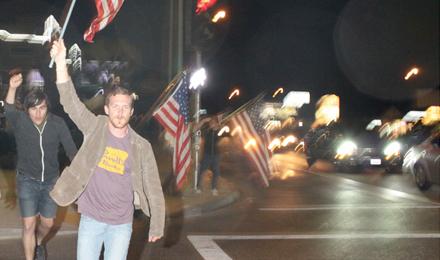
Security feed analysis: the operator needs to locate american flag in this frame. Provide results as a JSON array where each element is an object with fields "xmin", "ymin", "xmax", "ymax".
[
  {"xmin": 153, "ymin": 73, "xmax": 191, "ymax": 189},
  {"xmin": 84, "ymin": 0, "xmax": 125, "ymax": 43},
  {"xmin": 230, "ymin": 95, "xmax": 272, "ymax": 186}
]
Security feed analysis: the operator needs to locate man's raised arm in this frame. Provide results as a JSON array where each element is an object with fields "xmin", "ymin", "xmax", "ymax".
[
  {"xmin": 51, "ymin": 40, "xmax": 69, "ymax": 84},
  {"xmin": 50, "ymin": 39, "xmax": 97, "ymax": 133},
  {"xmin": 5, "ymin": 72, "xmax": 22, "ymax": 105}
]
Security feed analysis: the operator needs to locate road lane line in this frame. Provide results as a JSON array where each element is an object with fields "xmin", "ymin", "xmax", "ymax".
[
  {"xmin": 303, "ymin": 170, "xmax": 435, "ymax": 203},
  {"xmin": 259, "ymin": 204, "xmax": 440, "ymax": 211},
  {"xmin": 188, "ymin": 233, "xmax": 440, "ymax": 260}
]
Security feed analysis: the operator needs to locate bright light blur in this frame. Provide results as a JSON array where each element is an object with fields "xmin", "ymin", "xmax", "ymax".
[
  {"xmin": 404, "ymin": 67, "xmax": 419, "ymax": 80},
  {"xmin": 231, "ymin": 126, "xmax": 242, "ymax": 136},
  {"xmin": 294, "ymin": 141, "xmax": 305, "ymax": 152},
  {"xmin": 281, "ymin": 135, "xmax": 297, "ymax": 147},
  {"xmin": 212, "ymin": 10, "xmax": 226, "ymax": 23},
  {"xmin": 268, "ymin": 138, "xmax": 281, "ymax": 152},
  {"xmin": 189, "ymin": 68, "xmax": 207, "ymax": 90},
  {"xmin": 422, "ymin": 106, "xmax": 440, "ymax": 125},
  {"xmin": 298, "ymin": 121, "xmax": 303, "ymax": 127},
  {"xmin": 402, "ymin": 148, "xmax": 419, "ymax": 168},
  {"xmin": 366, "ymin": 119, "xmax": 382, "ymax": 130},
  {"xmin": 272, "ymin": 87, "xmax": 284, "ymax": 98},
  {"xmin": 195, "ymin": 0, "xmax": 218, "ymax": 14},
  {"xmin": 283, "ymin": 91, "xmax": 310, "ymax": 108},
  {"xmin": 322, "ymin": 107, "xmax": 339, "ymax": 124},
  {"xmin": 402, "ymin": 110, "xmax": 425, "ymax": 122},
  {"xmin": 268, "ymin": 135, "xmax": 298, "ymax": 152},
  {"xmin": 335, "ymin": 140, "xmax": 357, "ymax": 159},
  {"xmin": 228, "ymin": 89, "xmax": 240, "ymax": 100},
  {"xmin": 244, "ymin": 138, "xmax": 257, "ymax": 150},
  {"xmin": 313, "ymin": 94, "xmax": 340, "ymax": 127},
  {"xmin": 279, "ymin": 170, "xmax": 296, "ymax": 180},
  {"xmin": 379, "ymin": 119, "xmax": 409, "ymax": 139},
  {"xmin": 384, "ymin": 141, "xmax": 401, "ymax": 157},
  {"xmin": 264, "ymin": 120, "xmax": 281, "ymax": 131},
  {"xmin": 281, "ymin": 117, "xmax": 294, "ymax": 128},
  {"xmin": 217, "ymin": 126, "xmax": 230, "ymax": 136}
]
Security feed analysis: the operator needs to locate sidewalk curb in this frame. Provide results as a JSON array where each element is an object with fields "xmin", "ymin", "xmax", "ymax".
[{"xmin": 173, "ymin": 191, "xmax": 241, "ymax": 219}]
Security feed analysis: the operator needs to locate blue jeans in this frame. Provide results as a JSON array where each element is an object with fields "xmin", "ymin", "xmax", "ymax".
[
  {"xmin": 77, "ymin": 215, "xmax": 132, "ymax": 260},
  {"xmin": 16, "ymin": 173, "xmax": 57, "ymax": 218},
  {"xmin": 197, "ymin": 153, "xmax": 220, "ymax": 190}
]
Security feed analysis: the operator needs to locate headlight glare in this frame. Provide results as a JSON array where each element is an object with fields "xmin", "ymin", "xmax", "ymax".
[
  {"xmin": 384, "ymin": 141, "xmax": 401, "ymax": 156},
  {"xmin": 336, "ymin": 140, "xmax": 357, "ymax": 156}
]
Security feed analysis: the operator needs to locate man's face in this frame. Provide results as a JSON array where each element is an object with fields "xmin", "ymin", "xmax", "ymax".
[
  {"xmin": 104, "ymin": 94, "xmax": 134, "ymax": 129},
  {"xmin": 28, "ymin": 100, "xmax": 48, "ymax": 126}
]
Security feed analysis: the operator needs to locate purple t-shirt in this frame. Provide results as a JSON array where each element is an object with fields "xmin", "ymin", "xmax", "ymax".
[{"xmin": 78, "ymin": 131, "xmax": 134, "ymax": 225}]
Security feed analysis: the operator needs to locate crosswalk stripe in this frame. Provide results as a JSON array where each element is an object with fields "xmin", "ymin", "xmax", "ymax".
[{"xmin": 188, "ymin": 233, "xmax": 440, "ymax": 260}]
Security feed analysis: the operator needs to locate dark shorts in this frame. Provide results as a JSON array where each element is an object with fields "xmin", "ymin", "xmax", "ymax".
[{"xmin": 16, "ymin": 173, "xmax": 58, "ymax": 218}]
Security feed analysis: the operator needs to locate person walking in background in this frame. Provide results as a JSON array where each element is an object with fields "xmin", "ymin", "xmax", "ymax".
[
  {"xmin": 4, "ymin": 71, "xmax": 77, "ymax": 260},
  {"xmin": 195, "ymin": 115, "xmax": 222, "ymax": 196},
  {"xmin": 50, "ymin": 39, "xmax": 165, "ymax": 260}
]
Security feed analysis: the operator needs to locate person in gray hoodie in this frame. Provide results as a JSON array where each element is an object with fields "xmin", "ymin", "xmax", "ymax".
[{"xmin": 4, "ymin": 71, "xmax": 77, "ymax": 260}]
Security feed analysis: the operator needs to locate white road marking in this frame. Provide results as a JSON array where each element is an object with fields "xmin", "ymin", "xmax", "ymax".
[
  {"xmin": 305, "ymin": 170, "xmax": 434, "ymax": 203},
  {"xmin": 188, "ymin": 235, "xmax": 232, "ymax": 260},
  {"xmin": 188, "ymin": 233, "xmax": 440, "ymax": 260},
  {"xmin": 259, "ymin": 203, "xmax": 440, "ymax": 211}
]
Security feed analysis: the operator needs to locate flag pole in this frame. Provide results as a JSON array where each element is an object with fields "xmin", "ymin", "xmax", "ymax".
[
  {"xmin": 48, "ymin": 0, "xmax": 78, "ymax": 68},
  {"xmin": 220, "ymin": 92, "xmax": 266, "ymax": 124}
]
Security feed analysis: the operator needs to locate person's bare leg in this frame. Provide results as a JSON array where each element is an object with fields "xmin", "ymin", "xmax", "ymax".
[
  {"xmin": 37, "ymin": 216, "xmax": 54, "ymax": 245},
  {"xmin": 22, "ymin": 216, "xmax": 37, "ymax": 260}
]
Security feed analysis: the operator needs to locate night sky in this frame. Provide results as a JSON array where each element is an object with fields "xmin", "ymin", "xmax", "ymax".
[
  {"xmin": 202, "ymin": 0, "xmax": 439, "ymax": 125},
  {"xmin": 1, "ymin": 0, "xmax": 439, "ymax": 128}
]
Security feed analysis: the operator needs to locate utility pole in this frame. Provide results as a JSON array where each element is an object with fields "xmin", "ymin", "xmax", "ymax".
[{"xmin": 193, "ymin": 50, "xmax": 202, "ymax": 190}]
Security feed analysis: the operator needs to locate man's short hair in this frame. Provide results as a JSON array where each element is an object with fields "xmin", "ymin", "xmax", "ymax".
[
  {"xmin": 105, "ymin": 86, "xmax": 134, "ymax": 108},
  {"xmin": 24, "ymin": 90, "xmax": 49, "ymax": 111}
]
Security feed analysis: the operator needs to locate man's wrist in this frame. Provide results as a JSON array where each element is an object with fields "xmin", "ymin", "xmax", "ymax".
[{"xmin": 55, "ymin": 60, "xmax": 67, "ymax": 68}]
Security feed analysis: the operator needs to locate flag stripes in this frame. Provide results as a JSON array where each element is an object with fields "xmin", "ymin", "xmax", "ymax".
[
  {"xmin": 153, "ymin": 74, "xmax": 191, "ymax": 189},
  {"xmin": 231, "ymin": 111, "xmax": 271, "ymax": 187},
  {"xmin": 84, "ymin": 0, "xmax": 125, "ymax": 43}
]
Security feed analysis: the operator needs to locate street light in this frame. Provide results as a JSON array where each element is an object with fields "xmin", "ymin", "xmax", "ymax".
[
  {"xmin": 189, "ymin": 68, "xmax": 207, "ymax": 90},
  {"xmin": 212, "ymin": 10, "xmax": 226, "ymax": 23},
  {"xmin": 404, "ymin": 67, "xmax": 419, "ymax": 80},
  {"xmin": 191, "ymin": 66, "xmax": 207, "ymax": 191},
  {"xmin": 272, "ymin": 87, "xmax": 284, "ymax": 98},
  {"xmin": 228, "ymin": 88, "xmax": 240, "ymax": 100}
]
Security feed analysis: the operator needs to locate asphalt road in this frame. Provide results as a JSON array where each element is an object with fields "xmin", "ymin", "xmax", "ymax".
[{"xmin": 0, "ymin": 150, "xmax": 439, "ymax": 259}]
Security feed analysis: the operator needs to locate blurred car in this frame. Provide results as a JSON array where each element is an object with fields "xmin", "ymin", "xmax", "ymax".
[
  {"xmin": 332, "ymin": 129, "xmax": 404, "ymax": 172},
  {"xmin": 402, "ymin": 129, "xmax": 440, "ymax": 190},
  {"xmin": 304, "ymin": 121, "xmax": 342, "ymax": 167},
  {"xmin": 304, "ymin": 120, "xmax": 409, "ymax": 172},
  {"xmin": 333, "ymin": 130, "xmax": 384, "ymax": 171}
]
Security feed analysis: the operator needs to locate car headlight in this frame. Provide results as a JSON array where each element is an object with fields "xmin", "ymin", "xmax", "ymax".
[
  {"xmin": 336, "ymin": 140, "xmax": 357, "ymax": 156},
  {"xmin": 384, "ymin": 141, "xmax": 401, "ymax": 156},
  {"xmin": 281, "ymin": 135, "xmax": 297, "ymax": 147},
  {"xmin": 268, "ymin": 138, "xmax": 281, "ymax": 152}
]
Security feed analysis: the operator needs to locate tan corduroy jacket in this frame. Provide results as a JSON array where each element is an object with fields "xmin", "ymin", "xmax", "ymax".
[{"xmin": 50, "ymin": 80, "xmax": 165, "ymax": 237}]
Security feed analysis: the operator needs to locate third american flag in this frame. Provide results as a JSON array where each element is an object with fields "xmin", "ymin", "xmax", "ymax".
[{"xmin": 230, "ymin": 95, "xmax": 272, "ymax": 186}]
